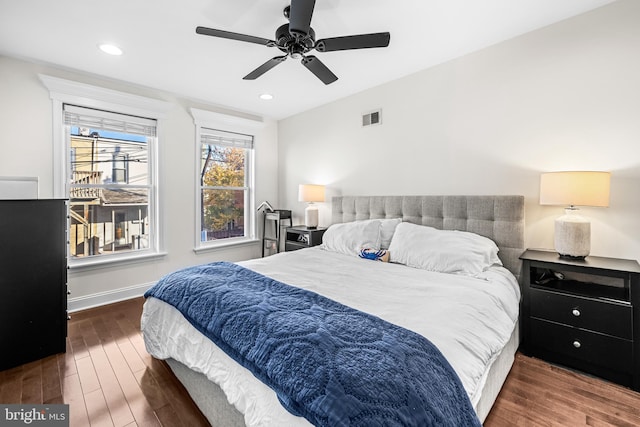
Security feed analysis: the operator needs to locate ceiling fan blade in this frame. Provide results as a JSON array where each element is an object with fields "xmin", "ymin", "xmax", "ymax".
[
  {"xmin": 196, "ymin": 26, "xmax": 274, "ymax": 46},
  {"xmin": 316, "ymin": 32, "xmax": 390, "ymax": 52},
  {"xmin": 243, "ymin": 56, "xmax": 287, "ymax": 80},
  {"xmin": 289, "ymin": 0, "xmax": 315, "ymax": 37},
  {"xmin": 301, "ymin": 55, "xmax": 338, "ymax": 85}
]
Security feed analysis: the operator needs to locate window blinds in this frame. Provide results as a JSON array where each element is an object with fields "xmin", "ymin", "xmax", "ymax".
[
  {"xmin": 63, "ymin": 104, "xmax": 157, "ymax": 137},
  {"xmin": 201, "ymin": 127, "xmax": 254, "ymax": 149}
]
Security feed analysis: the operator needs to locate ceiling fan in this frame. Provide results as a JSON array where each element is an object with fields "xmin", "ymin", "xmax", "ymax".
[{"xmin": 195, "ymin": 0, "xmax": 390, "ymax": 85}]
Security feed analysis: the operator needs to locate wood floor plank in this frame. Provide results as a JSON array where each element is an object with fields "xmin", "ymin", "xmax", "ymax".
[
  {"xmin": 68, "ymin": 320, "xmax": 90, "ymax": 362},
  {"xmin": 88, "ymin": 344, "xmax": 135, "ymax": 427},
  {"xmin": 129, "ymin": 332, "xmax": 153, "ymax": 362},
  {"xmin": 79, "ymin": 314, "xmax": 103, "ymax": 350},
  {"xmin": 586, "ymin": 415, "xmax": 633, "ymax": 427},
  {"xmin": 0, "ymin": 365, "xmax": 23, "ymax": 404},
  {"xmin": 102, "ymin": 340, "xmax": 161, "ymax": 427},
  {"xmin": 92, "ymin": 315, "xmax": 117, "ymax": 344},
  {"xmin": 134, "ymin": 364, "xmax": 208, "ymax": 427},
  {"xmin": 569, "ymin": 376, "xmax": 640, "ymax": 418},
  {"xmin": 502, "ymin": 375, "xmax": 586, "ymax": 425},
  {"xmin": 551, "ymin": 386, "xmax": 640, "ymax": 426},
  {"xmin": 75, "ymin": 354, "xmax": 101, "ymax": 395},
  {"xmin": 62, "ymin": 372, "xmax": 90, "ymax": 427},
  {"xmin": 20, "ymin": 360, "xmax": 43, "ymax": 403},
  {"xmin": 485, "ymin": 397, "xmax": 552, "ymax": 427},
  {"xmin": 60, "ymin": 338, "xmax": 78, "ymax": 378},
  {"xmin": 131, "ymin": 366, "xmax": 169, "ymax": 411},
  {"xmin": 42, "ymin": 354, "xmax": 63, "ymax": 404},
  {"xmin": 118, "ymin": 339, "xmax": 147, "ymax": 375},
  {"xmin": 84, "ymin": 388, "xmax": 115, "ymax": 427},
  {"xmin": 153, "ymin": 402, "xmax": 188, "ymax": 427}
]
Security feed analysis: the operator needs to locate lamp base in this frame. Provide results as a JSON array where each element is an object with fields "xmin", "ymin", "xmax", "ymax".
[
  {"xmin": 554, "ymin": 208, "xmax": 590, "ymax": 259},
  {"xmin": 304, "ymin": 204, "xmax": 319, "ymax": 229}
]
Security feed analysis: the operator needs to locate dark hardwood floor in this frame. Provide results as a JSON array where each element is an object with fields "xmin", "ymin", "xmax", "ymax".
[
  {"xmin": 1, "ymin": 297, "xmax": 640, "ymax": 426},
  {"xmin": 0, "ymin": 297, "xmax": 209, "ymax": 426}
]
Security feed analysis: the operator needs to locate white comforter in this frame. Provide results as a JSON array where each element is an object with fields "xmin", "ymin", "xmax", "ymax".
[{"xmin": 142, "ymin": 247, "xmax": 520, "ymax": 426}]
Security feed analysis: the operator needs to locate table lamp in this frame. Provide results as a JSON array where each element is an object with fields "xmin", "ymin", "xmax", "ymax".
[
  {"xmin": 539, "ymin": 171, "xmax": 610, "ymax": 259},
  {"xmin": 298, "ymin": 184, "xmax": 325, "ymax": 229}
]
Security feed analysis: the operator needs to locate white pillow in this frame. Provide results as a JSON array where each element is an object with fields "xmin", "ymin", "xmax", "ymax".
[
  {"xmin": 321, "ymin": 220, "xmax": 381, "ymax": 257},
  {"xmin": 387, "ymin": 222, "xmax": 502, "ymax": 276},
  {"xmin": 356, "ymin": 218, "xmax": 402, "ymax": 249}
]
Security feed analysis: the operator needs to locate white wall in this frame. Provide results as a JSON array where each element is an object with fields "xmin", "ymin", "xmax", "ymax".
[
  {"xmin": 0, "ymin": 56, "xmax": 279, "ymax": 310},
  {"xmin": 278, "ymin": 0, "xmax": 640, "ymax": 262}
]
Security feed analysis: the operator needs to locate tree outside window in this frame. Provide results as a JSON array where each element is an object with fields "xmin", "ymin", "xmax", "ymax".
[{"xmin": 199, "ymin": 130, "xmax": 252, "ymax": 243}]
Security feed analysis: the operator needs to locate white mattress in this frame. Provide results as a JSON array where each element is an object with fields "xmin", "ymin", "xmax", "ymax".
[{"xmin": 142, "ymin": 247, "xmax": 520, "ymax": 426}]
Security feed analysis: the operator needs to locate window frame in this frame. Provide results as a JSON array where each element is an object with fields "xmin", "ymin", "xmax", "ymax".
[
  {"xmin": 191, "ymin": 108, "xmax": 263, "ymax": 252},
  {"xmin": 40, "ymin": 75, "xmax": 172, "ymax": 269}
]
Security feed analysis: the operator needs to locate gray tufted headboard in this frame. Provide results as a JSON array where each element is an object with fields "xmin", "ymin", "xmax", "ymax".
[{"xmin": 331, "ymin": 195, "xmax": 525, "ymax": 280}]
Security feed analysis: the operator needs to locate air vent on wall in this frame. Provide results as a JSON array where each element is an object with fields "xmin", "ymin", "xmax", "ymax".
[{"xmin": 362, "ymin": 109, "xmax": 382, "ymax": 127}]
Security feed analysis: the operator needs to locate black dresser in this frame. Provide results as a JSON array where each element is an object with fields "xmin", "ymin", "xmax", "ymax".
[{"xmin": 0, "ymin": 199, "xmax": 68, "ymax": 370}]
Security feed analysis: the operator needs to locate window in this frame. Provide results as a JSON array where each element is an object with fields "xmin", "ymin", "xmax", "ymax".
[
  {"xmin": 112, "ymin": 150, "xmax": 128, "ymax": 183},
  {"xmin": 40, "ymin": 74, "xmax": 171, "ymax": 268},
  {"xmin": 65, "ymin": 105, "xmax": 155, "ymax": 259},
  {"xmin": 192, "ymin": 108, "xmax": 261, "ymax": 250},
  {"xmin": 199, "ymin": 128, "xmax": 253, "ymax": 244}
]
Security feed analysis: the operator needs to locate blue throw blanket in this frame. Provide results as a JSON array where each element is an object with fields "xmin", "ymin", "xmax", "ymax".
[{"xmin": 145, "ymin": 262, "xmax": 481, "ymax": 427}]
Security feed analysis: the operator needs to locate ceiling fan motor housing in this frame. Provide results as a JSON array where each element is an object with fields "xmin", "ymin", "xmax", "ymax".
[{"xmin": 276, "ymin": 24, "xmax": 315, "ymax": 55}]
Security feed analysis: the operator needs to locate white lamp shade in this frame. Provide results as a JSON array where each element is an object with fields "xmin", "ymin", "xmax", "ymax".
[
  {"xmin": 540, "ymin": 171, "xmax": 610, "ymax": 207},
  {"xmin": 298, "ymin": 184, "xmax": 325, "ymax": 203}
]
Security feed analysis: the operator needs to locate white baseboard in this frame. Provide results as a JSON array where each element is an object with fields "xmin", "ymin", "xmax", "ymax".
[{"xmin": 68, "ymin": 282, "xmax": 154, "ymax": 313}]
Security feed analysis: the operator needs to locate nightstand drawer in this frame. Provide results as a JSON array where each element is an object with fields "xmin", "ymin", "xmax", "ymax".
[
  {"xmin": 285, "ymin": 241, "xmax": 307, "ymax": 251},
  {"xmin": 530, "ymin": 288, "xmax": 632, "ymax": 339},
  {"xmin": 529, "ymin": 318, "xmax": 633, "ymax": 372}
]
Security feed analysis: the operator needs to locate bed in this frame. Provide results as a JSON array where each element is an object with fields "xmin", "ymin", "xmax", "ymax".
[{"xmin": 142, "ymin": 195, "xmax": 525, "ymax": 426}]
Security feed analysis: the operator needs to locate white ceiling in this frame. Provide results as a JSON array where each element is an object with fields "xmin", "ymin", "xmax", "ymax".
[{"xmin": 0, "ymin": 0, "xmax": 614, "ymax": 120}]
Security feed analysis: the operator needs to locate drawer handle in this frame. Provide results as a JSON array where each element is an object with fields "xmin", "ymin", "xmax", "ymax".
[
  {"xmin": 573, "ymin": 340, "xmax": 581, "ymax": 349},
  {"xmin": 572, "ymin": 308, "xmax": 581, "ymax": 317}
]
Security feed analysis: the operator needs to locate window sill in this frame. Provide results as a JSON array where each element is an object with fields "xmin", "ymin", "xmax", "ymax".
[
  {"xmin": 68, "ymin": 250, "xmax": 168, "ymax": 272},
  {"xmin": 193, "ymin": 238, "xmax": 260, "ymax": 254}
]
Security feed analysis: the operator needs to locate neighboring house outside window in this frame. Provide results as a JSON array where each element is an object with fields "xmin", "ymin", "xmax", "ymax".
[
  {"xmin": 66, "ymin": 106, "xmax": 154, "ymax": 259},
  {"xmin": 41, "ymin": 75, "xmax": 171, "ymax": 268},
  {"xmin": 112, "ymin": 148, "xmax": 128, "ymax": 183},
  {"xmin": 191, "ymin": 108, "xmax": 263, "ymax": 251}
]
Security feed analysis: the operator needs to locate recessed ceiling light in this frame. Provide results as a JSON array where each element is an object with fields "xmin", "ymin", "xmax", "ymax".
[
  {"xmin": 259, "ymin": 93, "xmax": 274, "ymax": 100},
  {"xmin": 98, "ymin": 43, "xmax": 123, "ymax": 56}
]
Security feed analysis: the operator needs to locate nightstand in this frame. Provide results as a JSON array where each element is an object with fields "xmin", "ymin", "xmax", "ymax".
[
  {"xmin": 284, "ymin": 226, "xmax": 327, "ymax": 251},
  {"xmin": 520, "ymin": 249, "xmax": 640, "ymax": 390}
]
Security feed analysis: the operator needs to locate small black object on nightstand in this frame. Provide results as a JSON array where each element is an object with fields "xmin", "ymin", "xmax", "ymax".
[
  {"xmin": 519, "ymin": 249, "xmax": 640, "ymax": 391},
  {"xmin": 285, "ymin": 225, "xmax": 327, "ymax": 251}
]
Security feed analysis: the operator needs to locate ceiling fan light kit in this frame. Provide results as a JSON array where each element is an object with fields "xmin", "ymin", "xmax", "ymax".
[{"xmin": 196, "ymin": 0, "xmax": 390, "ymax": 85}]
